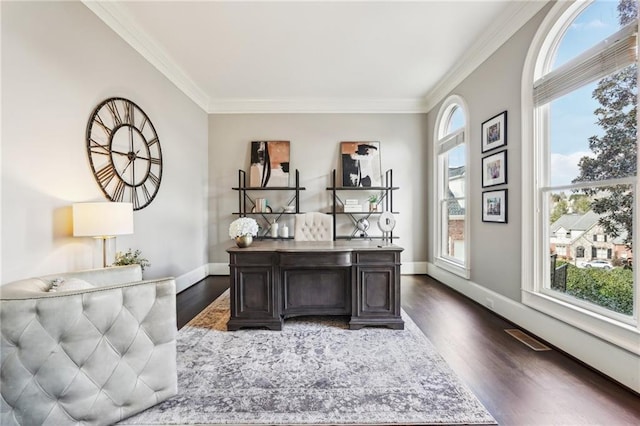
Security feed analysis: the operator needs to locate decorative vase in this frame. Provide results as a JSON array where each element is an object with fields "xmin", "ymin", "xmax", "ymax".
[{"xmin": 235, "ymin": 235, "xmax": 253, "ymax": 248}]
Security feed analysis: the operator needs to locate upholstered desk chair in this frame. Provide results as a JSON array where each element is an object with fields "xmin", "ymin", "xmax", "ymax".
[{"xmin": 294, "ymin": 212, "xmax": 333, "ymax": 241}]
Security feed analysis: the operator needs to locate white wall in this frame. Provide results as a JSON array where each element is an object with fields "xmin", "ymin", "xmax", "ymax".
[
  {"xmin": 208, "ymin": 113, "xmax": 428, "ymax": 272},
  {"xmin": 1, "ymin": 1, "xmax": 209, "ymax": 285}
]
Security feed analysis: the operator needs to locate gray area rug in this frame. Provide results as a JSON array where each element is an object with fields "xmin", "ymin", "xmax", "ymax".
[{"xmin": 121, "ymin": 290, "xmax": 496, "ymax": 425}]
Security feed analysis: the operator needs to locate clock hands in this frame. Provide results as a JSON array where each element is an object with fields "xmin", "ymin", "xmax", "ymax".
[
  {"xmin": 121, "ymin": 150, "xmax": 141, "ymax": 174},
  {"xmin": 112, "ymin": 149, "xmax": 152, "ymax": 161}
]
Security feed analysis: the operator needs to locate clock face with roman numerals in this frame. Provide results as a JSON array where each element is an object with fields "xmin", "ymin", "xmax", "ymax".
[{"xmin": 86, "ymin": 97, "xmax": 162, "ymax": 210}]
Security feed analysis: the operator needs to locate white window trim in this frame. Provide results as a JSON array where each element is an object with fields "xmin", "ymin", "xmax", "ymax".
[
  {"xmin": 433, "ymin": 94, "xmax": 470, "ymax": 279},
  {"xmin": 522, "ymin": 0, "xmax": 640, "ymax": 355}
]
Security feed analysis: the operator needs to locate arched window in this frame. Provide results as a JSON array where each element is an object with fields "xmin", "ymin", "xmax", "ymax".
[
  {"xmin": 434, "ymin": 95, "xmax": 469, "ymax": 277},
  {"xmin": 522, "ymin": 0, "xmax": 638, "ymax": 352}
]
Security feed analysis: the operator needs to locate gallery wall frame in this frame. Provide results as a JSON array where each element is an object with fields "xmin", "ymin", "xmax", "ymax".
[
  {"xmin": 481, "ymin": 149, "xmax": 507, "ymax": 188},
  {"xmin": 482, "ymin": 189, "xmax": 508, "ymax": 223},
  {"xmin": 481, "ymin": 111, "xmax": 507, "ymax": 153}
]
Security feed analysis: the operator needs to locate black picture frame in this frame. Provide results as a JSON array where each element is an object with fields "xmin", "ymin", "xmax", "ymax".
[
  {"xmin": 481, "ymin": 111, "xmax": 507, "ymax": 153},
  {"xmin": 481, "ymin": 150, "xmax": 507, "ymax": 188},
  {"xmin": 482, "ymin": 189, "xmax": 508, "ymax": 223}
]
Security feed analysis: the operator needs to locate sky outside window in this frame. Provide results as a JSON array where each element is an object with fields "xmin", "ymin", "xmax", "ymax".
[{"xmin": 549, "ymin": 0, "xmax": 625, "ymax": 187}]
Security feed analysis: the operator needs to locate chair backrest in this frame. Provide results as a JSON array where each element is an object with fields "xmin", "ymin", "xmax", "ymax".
[{"xmin": 294, "ymin": 212, "xmax": 333, "ymax": 241}]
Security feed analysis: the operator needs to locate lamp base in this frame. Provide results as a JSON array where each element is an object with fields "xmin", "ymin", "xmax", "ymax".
[{"xmin": 94, "ymin": 237, "xmax": 116, "ymax": 268}]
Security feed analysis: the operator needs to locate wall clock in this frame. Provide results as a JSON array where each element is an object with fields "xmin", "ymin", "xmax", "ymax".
[{"xmin": 86, "ymin": 97, "xmax": 163, "ymax": 210}]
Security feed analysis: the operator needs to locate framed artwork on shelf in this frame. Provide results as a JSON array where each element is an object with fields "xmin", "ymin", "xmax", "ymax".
[
  {"xmin": 481, "ymin": 111, "xmax": 507, "ymax": 153},
  {"xmin": 249, "ymin": 141, "xmax": 290, "ymax": 187},
  {"xmin": 341, "ymin": 141, "xmax": 382, "ymax": 187},
  {"xmin": 482, "ymin": 150, "xmax": 507, "ymax": 188},
  {"xmin": 482, "ymin": 189, "xmax": 508, "ymax": 223}
]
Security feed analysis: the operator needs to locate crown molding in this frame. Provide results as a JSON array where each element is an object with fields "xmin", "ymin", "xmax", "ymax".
[
  {"xmin": 423, "ymin": 0, "xmax": 549, "ymax": 113},
  {"xmin": 83, "ymin": 0, "xmax": 548, "ymax": 115},
  {"xmin": 207, "ymin": 98, "xmax": 429, "ymax": 114},
  {"xmin": 82, "ymin": 1, "xmax": 210, "ymax": 112}
]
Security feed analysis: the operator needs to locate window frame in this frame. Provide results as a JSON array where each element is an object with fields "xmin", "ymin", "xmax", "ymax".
[
  {"xmin": 522, "ymin": 0, "xmax": 640, "ymax": 355},
  {"xmin": 433, "ymin": 95, "xmax": 470, "ymax": 278}
]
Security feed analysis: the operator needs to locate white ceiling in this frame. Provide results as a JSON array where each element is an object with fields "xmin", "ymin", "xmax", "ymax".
[{"xmin": 84, "ymin": 1, "xmax": 547, "ymax": 113}]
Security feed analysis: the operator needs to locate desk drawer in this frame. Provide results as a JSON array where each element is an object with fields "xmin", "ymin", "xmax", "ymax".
[
  {"xmin": 230, "ymin": 252, "xmax": 275, "ymax": 266},
  {"xmin": 280, "ymin": 252, "xmax": 351, "ymax": 267},
  {"xmin": 354, "ymin": 251, "xmax": 398, "ymax": 265}
]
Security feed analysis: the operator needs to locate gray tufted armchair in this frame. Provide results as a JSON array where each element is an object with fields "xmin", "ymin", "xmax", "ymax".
[{"xmin": 0, "ymin": 265, "xmax": 178, "ymax": 425}]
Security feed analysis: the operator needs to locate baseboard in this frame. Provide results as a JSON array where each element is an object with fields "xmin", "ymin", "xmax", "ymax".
[
  {"xmin": 208, "ymin": 262, "xmax": 230, "ymax": 275},
  {"xmin": 426, "ymin": 262, "xmax": 640, "ymax": 394},
  {"xmin": 175, "ymin": 265, "xmax": 209, "ymax": 293},
  {"xmin": 401, "ymin": 262, "xmax": 428, "ymax": 275}
]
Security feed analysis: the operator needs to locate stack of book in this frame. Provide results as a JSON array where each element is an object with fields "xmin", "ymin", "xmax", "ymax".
[{"xmin": 343, "ymin": 199, "xmax": 363, "ymax": 213}]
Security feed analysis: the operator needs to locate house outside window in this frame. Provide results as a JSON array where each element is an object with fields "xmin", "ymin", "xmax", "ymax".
[
  {"xmin": 434, "ymin": 95, "xmax": 470, "ymax": 278},
  {"xmin": 522, "ymin": 0, "xmax": 638, "ymax": 353}
]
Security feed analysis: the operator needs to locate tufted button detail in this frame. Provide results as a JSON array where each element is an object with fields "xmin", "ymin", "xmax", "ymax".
[{"xmin": 294, "ymin": 212, "xmax": 333, "ymax": 241}]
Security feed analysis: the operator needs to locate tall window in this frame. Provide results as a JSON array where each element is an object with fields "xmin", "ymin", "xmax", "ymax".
[
  {"xmin": 523, "ymin": 0, "xmax": 638, "ymax": 352},
  {"xmin": 434, "ymin": 95, "xmax": 469, "ymax": 278}
]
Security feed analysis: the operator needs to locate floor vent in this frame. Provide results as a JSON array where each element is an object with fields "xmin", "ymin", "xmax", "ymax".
[{"xmin": 505, "ymin": 329, "xmax": 552, "ymax": 351}]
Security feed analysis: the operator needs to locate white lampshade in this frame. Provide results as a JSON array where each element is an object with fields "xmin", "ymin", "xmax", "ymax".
[{"xmin": 73, "ymin": 202, "xmax": 134, "ymax": 237}]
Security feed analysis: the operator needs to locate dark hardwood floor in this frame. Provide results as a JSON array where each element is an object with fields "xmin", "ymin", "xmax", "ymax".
[{"xmin": 177, "ymin": 274, "xmax": 640, "ymax": 426}]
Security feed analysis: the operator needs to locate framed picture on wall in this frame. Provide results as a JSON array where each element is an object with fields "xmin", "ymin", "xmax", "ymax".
[
  {"xmin": 482, "ymin": 189, "xmax": 508, "ymax": 223},
  {"xmin": 482, "ymin": 150, "xmax": 507, "ymax": 188},
  {"xmin": 340, "ymin": 141, "xmax": 382, "ymax": 187},
  {"xmin": 481, "ymin": 111, "xmax": 507, "ymax": 153},
  {"xmin": 249, "ymin": 141, "xmax": 290, "ymax": 187}
]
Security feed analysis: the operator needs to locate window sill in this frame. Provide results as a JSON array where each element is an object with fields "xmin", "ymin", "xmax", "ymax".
[
  {"xmin": 434, "ymin": 257, "xmax": 470, "ymax": 279},
  {"xmin": 522, "ymin": 290, "xmax": 640, "ymax": 356}
]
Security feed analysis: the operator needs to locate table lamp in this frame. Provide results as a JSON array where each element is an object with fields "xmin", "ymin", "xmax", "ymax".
[{"xmin": 73, "ymin": 202, "xmax": 134, "ymax": 267}]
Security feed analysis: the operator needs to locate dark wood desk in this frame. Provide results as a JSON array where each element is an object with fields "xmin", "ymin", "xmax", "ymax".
[{"xmin": 227, "ymin": 240, "xmax": 404, "ymax": 331}]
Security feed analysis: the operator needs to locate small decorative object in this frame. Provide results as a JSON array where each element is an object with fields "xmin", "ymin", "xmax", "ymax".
[
  {"xmin": 341, "ymin": 141, "xmax": 382, "ymax": 187},
  {"xmin": 229, "ymin": 217, "xmax": 259, "ymax": 248},
  {"xmin": 481, "ymin": 111, "xmax": 507, "ymax": 153},
  {"xmin": 280, "ymin": 224, "xmax": 289, "ymax": 238},
  {"xmin": 356, "ymin": 218, "xmax": 370, "ymax": 237},
  {"xmin": 250, "ymin": 141, "xmax": 290, "ymax": 187},
  {"xmin": 113, "ymin": 248, "xmax": 151, "ymax": 272},
  {"xmin": 270, "ymin": 220, "xmax": 279, "ymax": 238},
  {"xmin": 86, "ymin": 97, "xmax": 163, "ymax": 210},
  {"xmin": 482, "ymin": 189, "xmax": 508, "ymax": 223},
  {"xmin": 283, "ymin": 205, "xmax": 295, "ymax": 213},
  {"xmin": 344, "ymin": 204, "xmax": 363, "ymax": 212},
  {"xmin": 235, "ymin": 235, "xmax": 253, "ymax": 248},
  {"xmin": 377, "ymin": 211, "xmax": 396, "ymax": 245},
  {"xmin": 48, "ymin": 277, "xmax": 64, "ymax": 292},
  {"xmin": 482, "ymin": 150, "xmax": 507, "ymax": 188},
  {"xmin": 368, "ymin": 194, "xmax": 379, "ymax": 212}
]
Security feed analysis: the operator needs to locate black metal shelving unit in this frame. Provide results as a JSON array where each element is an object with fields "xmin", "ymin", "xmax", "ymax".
[
  {"xmin": 232, "ymin": 169, "xmax": 305, "ymax": 239},
  {"xmin": 326, "ymin": 169, "xmax": 398, "ymax": 241}
]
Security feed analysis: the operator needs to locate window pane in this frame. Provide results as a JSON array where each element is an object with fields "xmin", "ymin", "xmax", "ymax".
[
  {"xmin": 446, "ymin": 106, "xmax": 465, "ymax": 135},
  {"xmin": 442, "ymin": 200, "xmax": 465, "ymax": 263},
  {"xmin": 548, "ymin": 186, "xmax": 634, "ymax": 317},
  {"xmin": 550, "ymin": 63, "xmax": 637, "ymax": 187},
  {"xmin": 447, "ymin": 144, "xmax": 466, "ymax": 201},
  {"xmin": 552, "ymin": 0, "xmax": 623, "ymax": 70}
]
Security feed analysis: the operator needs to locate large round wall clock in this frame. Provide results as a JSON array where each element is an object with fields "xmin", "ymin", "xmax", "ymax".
[{"xmin": 86, "ymin": 97, "xmax": 163, "ymax": 210}]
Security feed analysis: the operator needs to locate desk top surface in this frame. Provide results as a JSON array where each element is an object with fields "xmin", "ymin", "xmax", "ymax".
[{"xmin": 227, "ymin": 240, "xmax": 403, "ymax": 253}]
